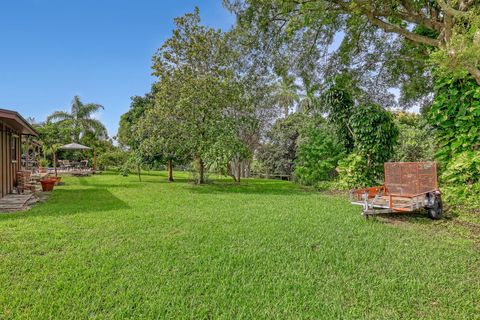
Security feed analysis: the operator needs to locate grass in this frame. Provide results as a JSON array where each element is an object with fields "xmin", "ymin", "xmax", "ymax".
[{"xmin": 0, "ymin": 172, "xmax": 479, "ymax": 319}]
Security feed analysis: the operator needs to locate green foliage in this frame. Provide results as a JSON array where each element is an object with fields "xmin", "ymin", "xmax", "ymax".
[
  {"xmin": 430, "ymin": 13, "xmax": 480, "ymax": 81},
  {"xmin": 295, "ymin": 119, "xmax": 344, "ymax": 185},
  {"xmin": 256, "ymin": 112, "xmax": 308, "ymax": 176},
  {"xmin": 97, "ymin": 150, "xmax": 129, "ymax": 171},
  {"xmin": 148, "ymin": 8, "xmax": 252, "ymax": 183},
  {"xmin": 47, "ymin": 96, "xmax": 107, "ymax": 142},
  {"xmin": 337, "ymin": 152, "xmax": 375, "ymax": 188},
  {"xmin": 118, "ymin": 94, "xmax": 154, "ymax": 149},
  {"xmin": 332, "ymin": 104, "xmax": 399, "ymax": 188},
  {"xmin": 349, "ymin": 104, "xmax": 399, "ymax": 178},
  {"xmin": 429, "ymin": 76, "xmax": 480, "ymax": 163},
  {"xmin": 39, "ymin": 158, "xmax": 50, "ymax": 168},
  {"xmin": 392, "ymin": 112, "xmax": 436, "ymax": 162},
  {"xmin": 323, "ymin": 79, "xmax": 355, "ymax": 152},
  {"xmin": 442, "ymin": 151, "xmax": 480, "ymax": 186},
  {"xmin": 37, "ymin": 121, "xmax": 71, "ymax": 158}
]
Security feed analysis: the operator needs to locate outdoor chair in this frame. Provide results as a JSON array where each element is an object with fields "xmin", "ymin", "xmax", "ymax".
[
  {"xmin": 64, "ymin": 160, "xmax": 73, "ymax": 171},
  {"xmin": 80, "ymin": 160, "xmax": 89, "ymax": 171}
]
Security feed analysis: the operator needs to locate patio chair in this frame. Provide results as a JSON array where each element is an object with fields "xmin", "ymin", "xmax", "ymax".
[
  {"xmin": 80, "ymin": 160, "xmax": 89, "ymax": 171},
  {"xmin": 64, "ymin": 160, "xmax": 72, "ymax": 171}
]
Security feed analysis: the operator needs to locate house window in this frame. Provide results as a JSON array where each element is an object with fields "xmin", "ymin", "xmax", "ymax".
[{"xmin": 11, "ymin": 135, "xmax": 18, "ymax": 163}]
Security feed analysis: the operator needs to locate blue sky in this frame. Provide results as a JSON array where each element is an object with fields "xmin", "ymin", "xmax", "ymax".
[{"xmin": 0, "ymin": 0, "xmax": 234, "ymax": 138}]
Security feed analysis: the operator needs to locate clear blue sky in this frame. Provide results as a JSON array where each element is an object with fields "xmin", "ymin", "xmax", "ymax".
[{"xmin": 0, "ymin": 0, "xmax": 234, "ymax": 138}]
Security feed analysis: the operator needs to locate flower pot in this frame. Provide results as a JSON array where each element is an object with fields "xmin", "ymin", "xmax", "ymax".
[
  {"xmin": 40, "ymin": 179, "xmax": 56, "ymax": 192},
  {"xmin": 39, "ymin": 167, "xmax": 47, "ymax": 173},
  {"xmin": 51, "ymin": 177, "xmax": 62, "ymax": 185}
]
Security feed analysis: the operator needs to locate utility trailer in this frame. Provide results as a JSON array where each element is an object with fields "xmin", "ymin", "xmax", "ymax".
[{"xmin": 350, "ymin": 162, "xmax": 443, "ymax": 219}]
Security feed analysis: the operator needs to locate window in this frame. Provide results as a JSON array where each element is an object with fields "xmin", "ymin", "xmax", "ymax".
[{"xmin": 11, "ymin": 134, "xmax": 18, "ymax": 162}]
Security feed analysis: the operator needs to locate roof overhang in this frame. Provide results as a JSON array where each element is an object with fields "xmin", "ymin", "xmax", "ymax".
[{"xmin": 0, "ymin": 109, "xmax": 38, "ymax": 136}]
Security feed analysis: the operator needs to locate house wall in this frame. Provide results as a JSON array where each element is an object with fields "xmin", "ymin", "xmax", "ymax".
[{"xmin": 0, "ymin": 120, "xmax": 22, "ymax": 199}]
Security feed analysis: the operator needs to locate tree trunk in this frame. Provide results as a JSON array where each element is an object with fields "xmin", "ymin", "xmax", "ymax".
[
  {"xmin": 244, "ymin": 160, "xmax": 251, "ymax": 178},
  {"xmin": 237, "ymin": 161, "xmax": 241, "ymax": 183},
  {"xmin": 168, "ymin": 159, "xmax": 174, "ymax": 182},
  {"xmin": 198, "ymin": 158, "xmax": 205, "ymax": 184},
  {"xmin": 53, "ymin": 151, "xmax": 57, "ymax": 177},
  {"xmin": 137, "ymin": 165, "xmax": 142, "ymax": 182}
]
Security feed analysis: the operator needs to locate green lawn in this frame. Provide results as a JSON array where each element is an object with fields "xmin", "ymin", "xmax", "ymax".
[{"xmin": 0, "ymin": 172, "xmax": 479, "ymax": 319}]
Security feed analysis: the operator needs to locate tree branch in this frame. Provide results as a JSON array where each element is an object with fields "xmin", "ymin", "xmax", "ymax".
[
  {"xmin": 435, "ymin": 0, "xmax": 468, "ymax": 18},
  {"xmin": 365, "ymin": 13, "xmax": 441, "ymax": 47}
]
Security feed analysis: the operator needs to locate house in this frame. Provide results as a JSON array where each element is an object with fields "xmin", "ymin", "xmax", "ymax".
[{"xmin": 0, "ymin": 109, "xmax": 38, "ymax": 199}]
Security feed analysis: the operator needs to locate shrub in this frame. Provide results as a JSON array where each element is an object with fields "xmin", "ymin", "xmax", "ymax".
[
  {"xmin": 442, "ymin": 150, "xmax": 480, "ymax": 186},
  {"xmin": 295, "ymin": 121, "xmax": 344, "ymax": 185},
  {"xmin": 337, "ymin": 153, "xmax": 375, "ymax": 188},
  {"xmin": 97, "ymin": 150, "xmax": 129, "ymax": 171}
]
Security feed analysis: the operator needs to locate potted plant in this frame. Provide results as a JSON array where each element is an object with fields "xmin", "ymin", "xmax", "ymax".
[
  {"xmin": 40, "ymin": 178, "xmax": 56, "ymax": 192},
  {"xmin": 39, "ymin": 159, "xmax": 49, "ymax": 173},
  {"xmin": 51, "ymin": 176, "xmax": 62, "ymax": 185}
]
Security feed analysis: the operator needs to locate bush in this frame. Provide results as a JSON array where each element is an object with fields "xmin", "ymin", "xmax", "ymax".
[
  {"xmin": 442, "ymin": 150, "xmax": 480, "ymax": 185},
  {"xmin": 295, "ymin": 121, "xmax": 344, "ymax": 185},
  {"xmin": 97, "ymin": 150, "xmax": 129, "ymax": 171},
  {"xmin": 337, "ymin": 153, "xmax": 376, "ymax": 189}
]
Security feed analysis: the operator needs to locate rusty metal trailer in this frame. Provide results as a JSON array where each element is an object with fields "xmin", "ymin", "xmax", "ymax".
[{"xmin": 350, "ymin": 162, "xmax": 443, "ymax": 219}]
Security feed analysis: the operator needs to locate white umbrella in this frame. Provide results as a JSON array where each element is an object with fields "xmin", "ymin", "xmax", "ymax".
[
  {"xmin": 57, "ymin": 143, "xmax": 96, "ymax": 176},
  {"xmin": 59, "ymin": 143, "xmax": 92, "ymax": 150}
]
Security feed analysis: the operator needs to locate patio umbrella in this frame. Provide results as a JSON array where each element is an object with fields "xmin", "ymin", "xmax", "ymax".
[
  {"xmin": 59, "ymin": 143, "xmax": 91, "ymax": 150},
  {"xmin": 57, "ymin": 143, "xmax": 96, "ymax": 175}
]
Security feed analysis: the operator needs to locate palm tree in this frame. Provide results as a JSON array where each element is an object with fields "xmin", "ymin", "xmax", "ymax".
[
  {"xmin": 299, "ymin": 78, "xmax": 320, "ymax": 114},
  {"xmin": 274, "ymin": 74, "xmax": 299, "ymax": 117},
  {"xmin": 47, "ymin": 96, "xmax": 107, "ymax": 142}
]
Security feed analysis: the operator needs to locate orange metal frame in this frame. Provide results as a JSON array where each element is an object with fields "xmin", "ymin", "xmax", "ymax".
[{"xmin": 350, "ymin": 162, "xmax": 439, "ymax": 213}]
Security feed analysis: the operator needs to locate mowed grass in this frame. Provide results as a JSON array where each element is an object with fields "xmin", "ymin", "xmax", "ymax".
[{"xmin": 0, "ymin": 172, "xmax": 479, "ymax": 319}]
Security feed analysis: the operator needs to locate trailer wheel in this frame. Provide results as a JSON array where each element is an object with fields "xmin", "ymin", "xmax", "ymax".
[{"xmin": 427, "ymin": 194, "xmax": 443, "ymax": 220}]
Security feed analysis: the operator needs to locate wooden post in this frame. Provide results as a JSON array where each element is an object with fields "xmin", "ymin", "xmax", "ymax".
[{"xmin": 93, "ymin": 146, "xmax": 97, "ymax": 171}]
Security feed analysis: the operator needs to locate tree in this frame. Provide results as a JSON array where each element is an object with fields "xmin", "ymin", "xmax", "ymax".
[
  {"xmin": 392, "ymin": 112, "xmax": 436, "ymax": 162},
  {"xmin": 299, "ymin": 77, "xmax": 320, "ymax": 114},
  {"xmin": 135, "ymin": 83, "xmax": 190, "ymax": 182},
  {"xmin": 150, "ymin": 8, "xmax": 251, "ymax": 184},
  {"xmin": 117, "ymin": 93, "xmax": 154, "ymax": 150},
  {"xmin": 47, "ymin": 96, "xmax": 107, "ymax": 142},
  {"xmin": 226, "ymin": 0, "xmax": 480, "ymax": 84},
  {"xmin": 345, "ymin": 104, "xmax": 399, "ymax": 185},
  {"xmin": 322, "ymin": 77, "xmax": 356, "ymax": 153},
  {"xmin": 37, "ymin": 121, "xmax": 71, "ymax": 177},
  {"xmin": 256, "ymin": 112, "xmax": 309, "ymax": 177},
  {"xmin": 273, "ymin": 73, "xmax": 299, "ymax": 117}
]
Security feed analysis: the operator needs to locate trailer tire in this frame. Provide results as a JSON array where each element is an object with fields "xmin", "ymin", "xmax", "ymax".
[{"xmin": 427, "ymin": 194, "xmax": 443, "ymax": 220}]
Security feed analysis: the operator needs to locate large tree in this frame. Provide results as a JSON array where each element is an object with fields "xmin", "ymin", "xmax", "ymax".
[
  {"xmin": 226, "ymin": 0, "xmax": 480, "ymax": 91},
  {"xmin": 47, "ymin": 96, "xmax": 107, "ymax": 142},
  {"xmin": 150, "ymin": 8, "xmax": 251, "ymax": 184}
]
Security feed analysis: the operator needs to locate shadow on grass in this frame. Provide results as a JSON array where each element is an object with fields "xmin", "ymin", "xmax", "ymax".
[
  {"xmin": 0, "ymin": 188, "xmax": 129, "ymax": 221},
  {"xmin": 187, "ymin": 180, "xmax": 311, "ymax": 196}
]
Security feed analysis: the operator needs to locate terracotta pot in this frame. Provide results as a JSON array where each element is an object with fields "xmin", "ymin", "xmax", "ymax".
[
  {"xmin": 39, "ymin": 167, "xmax": 47, "ymax": 173},
  {"xmin": 40, "ymin": 179, "xmax": 56, "ymax": 192},
  {"xmin": 51, "ymin": 177, "xmax": 62, "ymax": 185}
]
